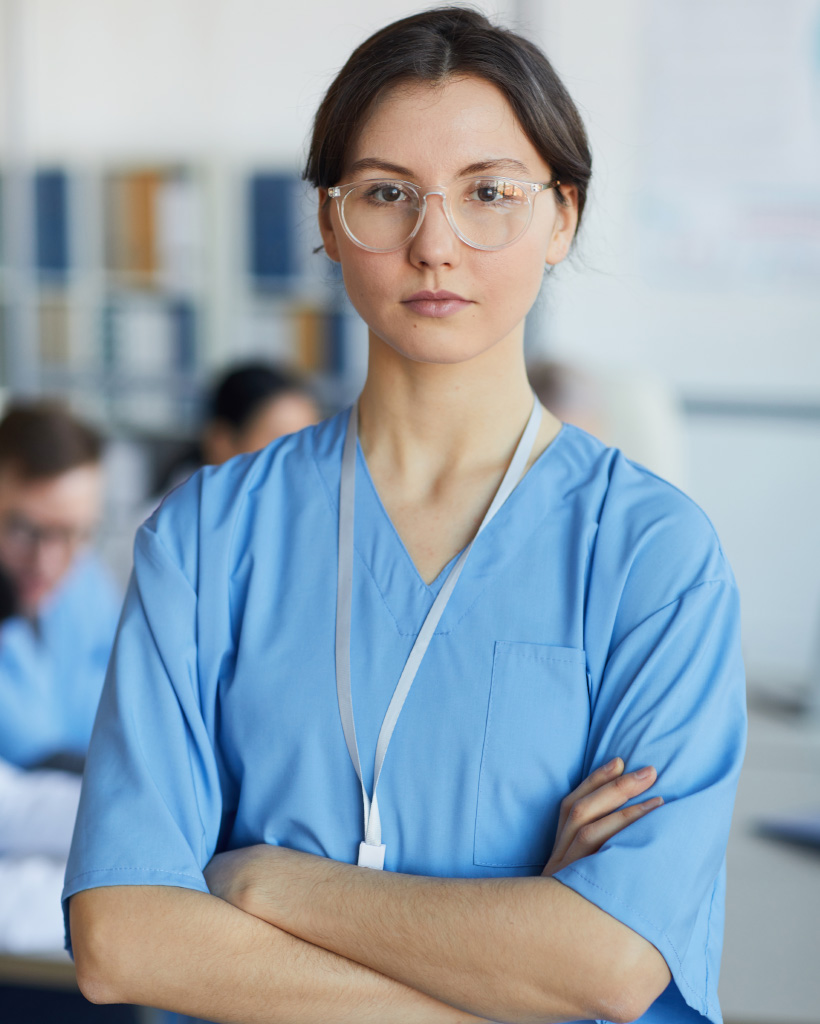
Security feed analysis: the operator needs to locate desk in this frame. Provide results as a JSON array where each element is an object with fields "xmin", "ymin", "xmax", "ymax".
[
  {"xmin": 0, "ymin": 952, "xmax": 158, "ymax": 1022},
  {"xmin": 0, "ymin": 950, "xmax": 76, "ymax": 990},
  {"xmin": 720, "ymin": 705, "xmax": 820, "ymax": 1024}
]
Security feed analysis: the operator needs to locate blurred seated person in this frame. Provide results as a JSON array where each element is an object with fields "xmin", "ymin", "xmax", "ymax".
[
  {"xmin": 0, "ymin": 401, "xmax": 120, "ymax": 769},
  {"xmin": 155, "ymin": 362, "xmax": 321, "ymax": 495},
  {"xmin": 202, "ymin": 361, "xmax": 321, "ymax": 465},
  {"xmin": 528, "ymin": 359, "xmax": 688, "ymax": 490}
]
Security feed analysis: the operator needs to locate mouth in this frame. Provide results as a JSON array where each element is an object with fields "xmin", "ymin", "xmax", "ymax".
[{"xmin": 402, "ymin": 290, "xmax": 473, "ymax": 318}]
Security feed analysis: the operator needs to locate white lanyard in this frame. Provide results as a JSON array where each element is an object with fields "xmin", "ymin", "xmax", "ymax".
[{"xmin": 335, "ymin": 397, "xmax": 543, "ymax": 869}]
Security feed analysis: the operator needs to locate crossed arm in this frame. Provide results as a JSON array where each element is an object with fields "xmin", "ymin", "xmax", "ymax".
[{"xmin": 71, "ymin": 760, "xmax": 671, "ymax": 1024}]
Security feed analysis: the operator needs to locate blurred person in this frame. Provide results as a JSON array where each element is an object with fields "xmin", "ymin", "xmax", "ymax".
[
  {"xmin": 102, "ymin": 363, "xmax": 321, "ymax": 590},
  {"xmin": 201, "ymin": 362, "xmax": 320, "ymax": 466},
  {"xmin": 528, "ymin": 359, "xmax": 689, "ymax": 490},
  {"xmin": 527, "ymin": 359, "xmax": 606, "ymax": 438},
  {"xmin": 155, "ymin": 362, "xmax": 321, "ymax": 497},
  {"xmin": 0, "ymin": 402, "xmax": 120, "ymax": 769}
]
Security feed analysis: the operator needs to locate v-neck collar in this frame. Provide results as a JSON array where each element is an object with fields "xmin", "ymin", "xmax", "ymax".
[
  {"xmin": 354, "ymin": 440, "xmax": 464, "ymax": 594},
  {"xmin": 313, "ymin": 407, "xmax": 572, "ymax": 637}
]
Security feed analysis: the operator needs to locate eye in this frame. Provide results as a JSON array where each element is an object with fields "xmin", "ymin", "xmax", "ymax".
[
  {"xmin": 475, "ymin": 184, "xmax": 502, "ymax": 203},
  {"xmin": 466, "ymin": 179, "xmax": 524, "ymax": 206},
  {"xmin": 363, "ymin": 182, "xmax": 410, "ymax": 204}
]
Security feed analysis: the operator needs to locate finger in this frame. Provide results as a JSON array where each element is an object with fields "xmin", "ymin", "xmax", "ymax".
[
  {"xmin": 562, "ymin": 795, "xmax": 664, "ymax": 866},
  {"xmin": 555, "ymin": 757, "xmax": 625, "ymax": 837},
  {"xmin": 552, "ymin": 765, "xmax": 657, "ymax": 864}
]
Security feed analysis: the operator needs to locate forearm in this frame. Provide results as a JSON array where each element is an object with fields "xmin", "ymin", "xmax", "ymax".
[
  {"xmin": 223, "ymin": 849, "xmax": 668, "ymax": 1024},
  {"xmin": 70, "ymin": 885, "xmax": 492, "ymax": 1024}
]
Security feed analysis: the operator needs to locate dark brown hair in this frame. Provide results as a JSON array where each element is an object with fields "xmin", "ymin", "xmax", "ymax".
[
  {"xmin": 0, "ymin": 401, "xmax": 102, "ymax": 480},
  {"xmin": 304, "ymin": 6, "xmax": 592, "ymax": 236}
]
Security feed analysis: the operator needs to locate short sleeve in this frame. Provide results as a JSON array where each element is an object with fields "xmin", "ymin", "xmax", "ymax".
[
  {"xmin": 62, "ymin": 512, "xmax": 223, "ymax": 955},
  {"xmin": 555, "ymin": 572, "xmax": 746, "ymax": 1022}
]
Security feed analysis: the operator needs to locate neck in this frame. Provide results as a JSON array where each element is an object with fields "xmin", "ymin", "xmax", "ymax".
[{"xmin": 357, "ymin": 327, "xmax": 537, "ymax": 483}]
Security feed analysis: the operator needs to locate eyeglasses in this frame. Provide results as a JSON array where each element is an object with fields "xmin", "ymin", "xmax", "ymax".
[
  {"xmin": 328, "ymin": 176, "xmax": 561, "ymax": 253},
  {"xmin": 0, "ymin": 513, "xmax": 96, "ymax": 556}
]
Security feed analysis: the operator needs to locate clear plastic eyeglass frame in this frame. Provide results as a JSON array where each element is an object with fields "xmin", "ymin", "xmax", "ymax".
[{"xmin": 327, "ymin": 176, "xmax": 562, "ymax": 253}]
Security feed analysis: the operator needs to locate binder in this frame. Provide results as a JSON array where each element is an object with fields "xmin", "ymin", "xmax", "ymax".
[{"xmin": 35, "ymin": 169, "xmax": 70, "ymax": 281}]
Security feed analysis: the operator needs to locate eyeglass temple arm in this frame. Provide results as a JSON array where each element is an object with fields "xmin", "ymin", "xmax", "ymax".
[{"xmin": 532, "ymin": 179, "xmax": 561, "ymax": 193}]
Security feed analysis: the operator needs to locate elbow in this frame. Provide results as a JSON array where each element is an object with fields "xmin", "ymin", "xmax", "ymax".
[
  {"xmin": 588, "ymin": 952, "xmax": 672, "ymax": 1024},
  {"xmin": 594, "ymin": 996, "xmax": 661, "ymax": 1024},
  {"xmin": 70, "ymin": 891, "xmax": 130, "ymax": 1005},
  {"xmin": 75, "ymin": 964, "xmax": 118, "ymax": 1006}
]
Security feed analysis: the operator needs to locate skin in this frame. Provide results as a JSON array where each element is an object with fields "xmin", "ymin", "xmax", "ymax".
[
  {"xmin": 202, "ymin": 391, "xmax": 320, "ymax": 466},
  {"xmin": 0, "ymin": 463, "xmax": 102, "ymax": 614},
  {"xmin": 319, "ymin": 76, "xmax": 573, "ymax": 583},
  {"xmin": 71, "ymin": 76, "xmax": 671, "ymax": 1022}
]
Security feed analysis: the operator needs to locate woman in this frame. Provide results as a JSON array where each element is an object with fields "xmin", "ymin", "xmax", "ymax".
[
  {"xmin": 66, "ymin": 9, "xmax": 745, "ymax": 1024},
  {"xmin": 152, "ymin": 361, "xmax": 320, "ymax": 495}
]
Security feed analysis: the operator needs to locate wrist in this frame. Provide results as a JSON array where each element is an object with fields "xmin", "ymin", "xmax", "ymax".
[{"xmin": 235, "ymin": 845, "xmax": 336, "ymax": 928}]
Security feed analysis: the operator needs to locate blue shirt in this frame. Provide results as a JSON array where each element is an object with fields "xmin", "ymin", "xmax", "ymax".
[
  {"xmin": 0, "ymin": 553, "xmax": 121, "ymax": 767},
  {"xmin": 64, "ymin": 411, "xmax": 747, "ymax": 1024}
]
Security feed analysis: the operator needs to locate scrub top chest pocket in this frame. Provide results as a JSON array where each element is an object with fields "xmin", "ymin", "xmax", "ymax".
[{"xmin": 474, "ymin": 641, "xmax": 591, "ymax": 869}]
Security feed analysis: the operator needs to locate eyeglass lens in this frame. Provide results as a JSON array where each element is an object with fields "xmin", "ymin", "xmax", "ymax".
[
  {"xmin": 0, "ymin": 514, "xmax": 93, "ymax": 553},
  {"xmin": 341, "ymin": 178, "xmax": 532, "ymax": 251}
]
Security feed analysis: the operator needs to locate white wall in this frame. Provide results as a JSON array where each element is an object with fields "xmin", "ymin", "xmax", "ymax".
[
  {"xmin": 2, "ymin": 0, "xmax": 818, "ymax": 686},
  {"xmin": 5, "ymin": 0, "xmax": 516, "ymax": 163},
  {"xmin": 532, "ymin": 0, "xmax": 820, "ymax": 398}
]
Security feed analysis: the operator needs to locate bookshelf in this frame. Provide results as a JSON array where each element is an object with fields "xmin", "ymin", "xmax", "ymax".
[{"xmin": 0, "ymin": 161, "xmax": 367, "ymax": 436}]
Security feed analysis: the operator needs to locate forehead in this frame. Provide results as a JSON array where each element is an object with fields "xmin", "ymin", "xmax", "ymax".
[
  {"xmin": 0, "ymin": 464, "xmax": 101, "ymax": 519},
  {"xmin": 349, "ymin": 75, "xmax": 547, "ymax": 179}
]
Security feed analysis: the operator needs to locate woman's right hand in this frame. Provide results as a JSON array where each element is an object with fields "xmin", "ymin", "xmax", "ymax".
[{"xmin": 542, "ymin": 758, "xmax": 663, "ymax": 877}]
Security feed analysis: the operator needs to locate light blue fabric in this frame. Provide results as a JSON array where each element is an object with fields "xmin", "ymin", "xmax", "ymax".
[
  {"xmin": 63, "ymin": 411, "xmax": 747, "ymax": 1024},
  {"xmin": 0, "ymin": 553, "xmax": 121, "ymax": 767}
]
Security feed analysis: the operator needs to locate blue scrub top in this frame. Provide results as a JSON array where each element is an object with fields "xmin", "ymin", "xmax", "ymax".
[
  {"xmin": 0, "ymin": 553, "xmax": 121, "ymax": 767},
  {"xmin": 64, "ymin": 411, "xmax": 746, "ymax": 1024}
]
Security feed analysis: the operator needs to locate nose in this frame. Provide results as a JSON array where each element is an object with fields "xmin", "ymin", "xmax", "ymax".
[{"xmin": 407, "ymin": 192, "xmax": 461, "ymax": 269}]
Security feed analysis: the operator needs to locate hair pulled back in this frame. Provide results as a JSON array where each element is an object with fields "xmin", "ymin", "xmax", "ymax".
[{"xmin": 304, "ymin": 6, "xmax": 592, "ymax": 234}]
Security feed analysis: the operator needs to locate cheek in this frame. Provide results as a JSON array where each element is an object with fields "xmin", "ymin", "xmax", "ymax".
[
  {"xmin": 339, "ymin": 249, "xmax": 400, "ymax": 313},
  {"xmin": 475, "ymin": 246, "xmax": 546, "ymax": 320}
]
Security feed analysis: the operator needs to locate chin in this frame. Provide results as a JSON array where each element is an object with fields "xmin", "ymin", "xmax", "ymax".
[{"xmin": 379, "ymin": 329, "xmax": 502, "ymax": 368}]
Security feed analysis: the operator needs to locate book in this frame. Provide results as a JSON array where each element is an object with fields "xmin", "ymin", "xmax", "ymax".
[
  {"xmin": 248, "ymin": 172, "xmax": 300, "ymax": 285},
  {"xmin": 156, "ymin": 171, "xmax": 202, "ymax": 292},
  {"xmin": 34, "ymin": 169, "xmax": 70, "ymax": 281}
]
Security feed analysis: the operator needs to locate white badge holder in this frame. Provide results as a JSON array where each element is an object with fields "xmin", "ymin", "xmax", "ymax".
[{"xmin": 358, "ymin": 841, "xmax": 387, "ymax": 869}]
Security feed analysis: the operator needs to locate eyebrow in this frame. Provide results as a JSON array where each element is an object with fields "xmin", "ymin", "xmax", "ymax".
[{"xmin": 346, "ymin": 157, "xmax": 533, "ymax": 179}]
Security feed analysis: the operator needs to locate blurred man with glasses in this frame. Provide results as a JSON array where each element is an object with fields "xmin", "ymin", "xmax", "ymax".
[{"xmin": 0, "ymin": 401, "xmax": 120, "ymax": 772}]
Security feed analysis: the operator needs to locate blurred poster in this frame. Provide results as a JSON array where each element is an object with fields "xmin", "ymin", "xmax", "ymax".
[{"xmin": 638, "ymin": 0, "xmax": 820, "ymax": 290}]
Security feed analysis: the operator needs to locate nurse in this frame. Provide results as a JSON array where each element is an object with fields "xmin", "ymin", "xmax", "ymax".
[
  {"xmin": 66, "ymin": 8, "xmax": 746, "ymax": 1024},
  {"xmin": 0, "ymin": 401, "xmax": 120, "ymax": 769}
]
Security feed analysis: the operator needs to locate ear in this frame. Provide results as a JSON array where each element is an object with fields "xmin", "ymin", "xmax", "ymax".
[
  {"xmin": 318, "ymin": 189, "xmax": 342, "ymax": 263},
  {"xmin": 545, "ymin": 183, "xmax": 579, "ymax": 267}
]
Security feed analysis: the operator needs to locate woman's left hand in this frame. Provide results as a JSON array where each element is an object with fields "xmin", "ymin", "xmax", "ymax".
[{"xmin": 542, "ymin": 757, "xmax": 663, "ymax": 877}]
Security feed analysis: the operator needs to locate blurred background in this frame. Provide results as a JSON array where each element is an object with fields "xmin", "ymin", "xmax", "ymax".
[{"xmin": 0, "ymin": 1, "xmax": 817, "ymax": 1022}]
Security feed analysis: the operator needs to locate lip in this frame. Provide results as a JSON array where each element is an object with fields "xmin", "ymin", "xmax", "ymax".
[{"xmin": 402, "ymin": 290, "xmax": 473, "ymax": 318}]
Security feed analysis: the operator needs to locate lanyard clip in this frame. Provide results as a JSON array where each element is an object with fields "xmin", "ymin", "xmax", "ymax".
[{"xmin": 358, "ymin": 841, "xmax": 386, "ymax": 870}]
